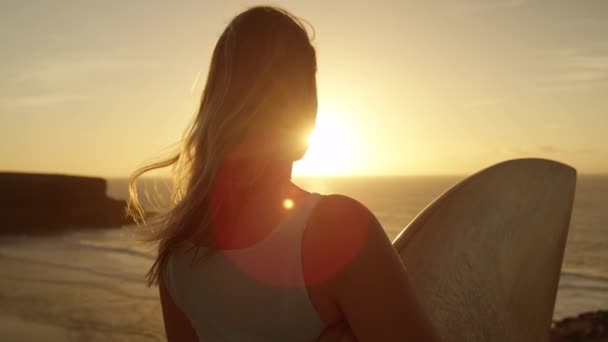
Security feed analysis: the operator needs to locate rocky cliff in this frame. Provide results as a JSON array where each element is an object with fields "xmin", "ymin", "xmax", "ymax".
[{"xmin": 0, "ymin": 172, "xmax": 133, "ymax": 233}]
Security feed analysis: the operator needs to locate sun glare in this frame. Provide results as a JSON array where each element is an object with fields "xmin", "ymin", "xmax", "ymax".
[{"xmin": 293, "ymin": 106, "xmax": 363, "ymax": 176}]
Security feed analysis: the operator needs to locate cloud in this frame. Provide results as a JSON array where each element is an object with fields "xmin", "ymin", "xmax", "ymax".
[
  {"xmin": 536, "ymin": 47, "xmax": 608, "ymax": 90},
  {"xmin": 457, "ymin": 0, "xmax": 528, "ymax": 12},
  {"xmin": 12, "ymin": 57, "xmax": 158, "ymax": 84},
  {"xmin": 1, "ymin": 56, "xmax": 159, "ymax": 109},
  {"xmin": 554, "ymin": 49, "xmax": 608, "ymax": 81},
  {"xmin": 508, "ymin": 145, "xmax": 566, "ymax": 155},
  {"xmin": 0, "ymin": 94, "xmax": 91, "ymax": 108},
  {"xmin": 538, "ymin": 145, "xmax": 561, "ymax": 154},
  {"xmin": 508, "ymin": 147, "xmax": 529, "ymax": 155}
]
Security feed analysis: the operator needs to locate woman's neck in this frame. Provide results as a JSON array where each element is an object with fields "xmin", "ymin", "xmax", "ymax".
[
  {"xmin": 212, "ymin": 157, "xmax": 296, "ymax": 199},
  {"xmin": 208, "ymin": 158, "xmax": 309, "ymax": 250}
]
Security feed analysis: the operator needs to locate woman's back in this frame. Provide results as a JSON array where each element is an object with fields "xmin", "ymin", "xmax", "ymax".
[{"xmin": 163, "ymin": 193, "xmax": 325, "ymax": 341}]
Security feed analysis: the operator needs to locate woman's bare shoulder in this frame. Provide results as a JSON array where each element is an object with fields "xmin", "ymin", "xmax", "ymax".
[
  {"xmin": 308, "ymin": 194, "xmax": 373, "ymax": 229},
  {"xmin": 302, "ymin": 194, "xmax": 382, "ymax": 286},
  {"xmin": 303, "ymin": 194, "xmax": 440, "ymax": 341}
]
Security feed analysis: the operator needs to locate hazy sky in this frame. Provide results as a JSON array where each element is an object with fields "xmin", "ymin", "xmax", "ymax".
[{"xmin": 1, "ymin": 0, "xmax": 607, "ymax": 177}]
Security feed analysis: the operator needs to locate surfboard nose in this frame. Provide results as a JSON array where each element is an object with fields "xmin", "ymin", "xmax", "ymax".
[
  {"xmin": 490, "ymin": 158, "xmax": 577, "ymax": 183},
  {"xmin": 395, "ymin": 158, "xmax": 577, "ymax": 341}
]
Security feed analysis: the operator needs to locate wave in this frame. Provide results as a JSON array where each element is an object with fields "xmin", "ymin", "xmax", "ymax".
[
  {"xmin": 558, "ymin": 283, "xmax": 608, "ymax": 292},
  {"xmin": 65, "ymin": 239, "xmax": 155, "ymax": 261},
  {"xmin": 0, "ymin": 274, "xmax": 157, "ymax": 301},
  {"xmin": 561, "ymin": 268, "xmax": 608, "ymax": 283},
  {"xmin": 0, "ymin": 253, "xmax": 145, "ymax": 284}
]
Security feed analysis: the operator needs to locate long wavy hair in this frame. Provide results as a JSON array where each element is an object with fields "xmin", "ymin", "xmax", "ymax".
[{"xmin": 128, "ymin": 6, "xmax": 317, "ymax": 286}]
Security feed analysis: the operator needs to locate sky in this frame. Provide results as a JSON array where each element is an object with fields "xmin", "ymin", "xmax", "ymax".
[{"xmin": 1, "ymin": 0, "xmax": 607, "ymax": 177}]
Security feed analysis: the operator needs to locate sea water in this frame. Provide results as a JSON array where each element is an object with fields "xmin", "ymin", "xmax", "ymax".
[{"xmin": 0, "ymin": 176, "xmax": 605, "ymax": 341}]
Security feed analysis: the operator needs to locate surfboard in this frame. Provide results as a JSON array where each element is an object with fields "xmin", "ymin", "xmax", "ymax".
[{"xmin": 393, "ymin": 158, "xmax": 576, "ymax": 341}]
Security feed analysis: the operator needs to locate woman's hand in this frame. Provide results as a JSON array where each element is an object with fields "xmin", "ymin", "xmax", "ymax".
[{"xmin": 317, "ymin": 322, "xmax": 356, "ymax": 342}]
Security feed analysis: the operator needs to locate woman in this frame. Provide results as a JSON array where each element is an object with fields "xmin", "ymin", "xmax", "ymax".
[{"xmin": 129, "ymin": 6, "xmax": 439, "ymax": 342}]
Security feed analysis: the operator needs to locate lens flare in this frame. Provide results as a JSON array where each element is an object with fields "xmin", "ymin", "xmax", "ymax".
[{"xmin": 282, "ymin": 198, "xmax": 294, "ymax": 210}]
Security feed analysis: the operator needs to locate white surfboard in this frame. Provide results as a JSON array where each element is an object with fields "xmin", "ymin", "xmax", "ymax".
[{"xmin": 393, "ymin": 158, "xmax": 576, "ymax": 341}]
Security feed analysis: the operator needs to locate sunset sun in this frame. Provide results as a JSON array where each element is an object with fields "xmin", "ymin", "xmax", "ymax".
[{"xmin": 293, "ymin": 106, "xmax": 363, "ymax": 176}]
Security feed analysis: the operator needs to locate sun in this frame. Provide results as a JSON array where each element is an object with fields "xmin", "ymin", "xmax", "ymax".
[{"xmin": 293, "ymin": 106, "xmax": 362, "ymax": 176}]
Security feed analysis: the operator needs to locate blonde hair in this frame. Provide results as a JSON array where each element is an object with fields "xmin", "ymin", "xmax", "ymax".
[{"xmin": 128, "ymin": 6, "xmax": 317, "ymax": 286}]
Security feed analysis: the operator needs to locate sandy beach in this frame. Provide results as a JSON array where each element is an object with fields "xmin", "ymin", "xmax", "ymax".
[
  {"xmin": 0, "ymin": 234, "xmax": 164, "ymax": 341},
  {"xmin": 1, "ymin": 315, "xmax": 69, "ymax": 341}
]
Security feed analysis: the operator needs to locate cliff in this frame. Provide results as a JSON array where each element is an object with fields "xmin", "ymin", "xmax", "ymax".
[{"xmin": 0, "ymin": 172, "xmax": 133, "ymax": 233}]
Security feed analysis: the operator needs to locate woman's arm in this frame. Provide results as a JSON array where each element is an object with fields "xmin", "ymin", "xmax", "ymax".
[
  {"xmin": 305, "ymin": 195, "xmax": 440, "ymax": 341},
  {"xmin": 159, "ymin": 275, "xmax": 199, "ymax": 342}
]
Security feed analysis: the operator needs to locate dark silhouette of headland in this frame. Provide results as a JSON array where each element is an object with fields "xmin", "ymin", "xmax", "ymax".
[{"xmin": 0, "ymin": 172, "xmax": 133, "ymax": 233}]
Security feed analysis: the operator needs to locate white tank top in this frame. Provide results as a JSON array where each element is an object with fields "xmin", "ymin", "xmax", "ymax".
[{"xmin": 163, "ymin": 193, "xmax": 325, "ymax": 341}]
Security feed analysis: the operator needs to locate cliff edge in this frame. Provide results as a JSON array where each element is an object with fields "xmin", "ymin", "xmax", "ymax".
[{"xmin": 0, "ymin": 172, "xmax": 133, "ymax": 233}]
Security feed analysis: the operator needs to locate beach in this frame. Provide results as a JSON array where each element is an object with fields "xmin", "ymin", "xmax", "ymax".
[
  {"xmin": 0, "ymin": 175, "xmax": 606, "ymax": 341},
  {"xmin": 0, "ymin": 229, "xmax": 163, "ymax": 341}
]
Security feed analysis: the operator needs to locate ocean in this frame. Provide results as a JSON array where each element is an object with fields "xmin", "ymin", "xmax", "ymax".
[{"xmin": 0, "ymin": 176, "xmax": 606, "ymax": 341}]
